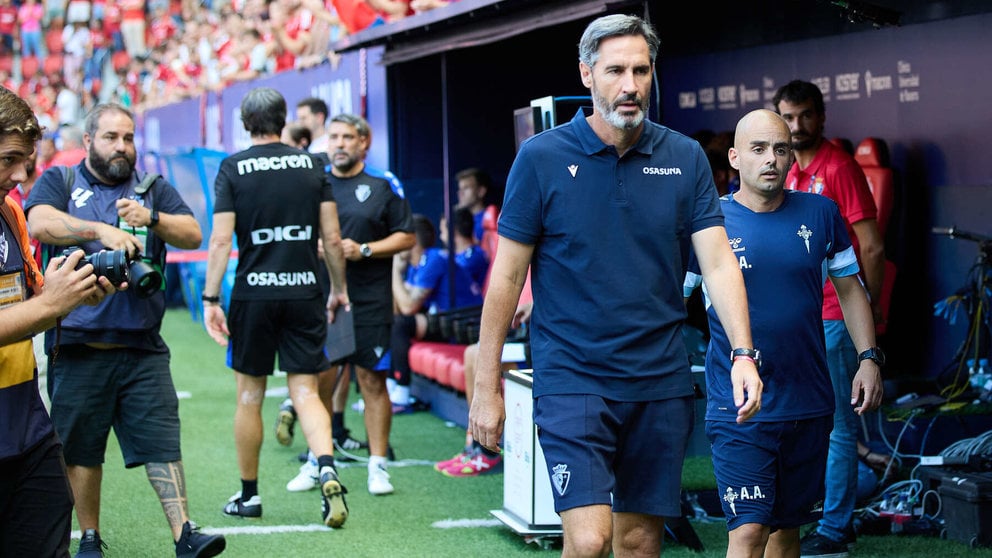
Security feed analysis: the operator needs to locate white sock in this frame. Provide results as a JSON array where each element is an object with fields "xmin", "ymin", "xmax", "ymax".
[{"xmin": 369, "ymin": 455, "xmax": 388, "ymax": 470}]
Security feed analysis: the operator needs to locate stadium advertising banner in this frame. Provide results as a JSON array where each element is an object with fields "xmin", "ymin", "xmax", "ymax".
[
  {"xmin": 142, "ymin": 46, "xmax": 389, "ymax": 171},
  {"xmin": 660, "ymin": 12, "xmax": 990, "ymax": 189}
]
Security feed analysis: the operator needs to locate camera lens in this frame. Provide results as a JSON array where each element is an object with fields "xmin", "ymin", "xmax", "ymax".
[
  {"xmin": 128, "ymin": 260, "xmax": 163, "ymax": 298},
  {"xmin": 86, "ymin": 249, "xmax": 130, "ymax": 286}
]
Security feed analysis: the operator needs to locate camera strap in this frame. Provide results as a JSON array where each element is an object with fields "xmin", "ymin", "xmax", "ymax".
[{"xmin": 58, "ymin": 166, "xmax": 161, "ymax": 198}]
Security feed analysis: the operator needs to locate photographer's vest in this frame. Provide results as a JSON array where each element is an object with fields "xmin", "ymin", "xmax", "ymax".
[
  {"xmin": 43, "ymin": 167, "xmax": 166, "ymax": 333},
  {"xmin": 0, "ymin": 198, "xmax": 50, "ymax": 460}
]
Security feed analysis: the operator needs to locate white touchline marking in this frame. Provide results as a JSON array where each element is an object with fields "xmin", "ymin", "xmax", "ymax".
[
  {"xmin": 73, "ymin": 524, "xmax": 335, "ymax": 539},
  {"xmin": 431, "ymin": 518, "xmax": 503, "ymax": 529},
  {"xmin": 176, "ymin": 391, "xmax": 192, "ymax": 399},
  {"xmin": 73, "ymin": 520, "xmax": 499, "ymax": 539}
]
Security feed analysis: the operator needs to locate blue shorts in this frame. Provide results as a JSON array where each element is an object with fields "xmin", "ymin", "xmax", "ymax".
[
  {"xmin": 534, "ymin": 394, "xmax": 692, "ymax": 516},
  {"xmin": 227, "ymin": 298, "xmax": 331, "ymax": 376},
  {"xmin": 706, "ymin": 415, "xmax": 832, "ymax": 531},
  {"xmin": 49, "ymin": 345, "xmax": 181, "ymax": 468}
]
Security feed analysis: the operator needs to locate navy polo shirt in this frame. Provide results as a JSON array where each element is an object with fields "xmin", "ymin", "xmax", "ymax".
[{"xmin": 499, "ymin": 109, "xmax": 724, "ymax": 401}]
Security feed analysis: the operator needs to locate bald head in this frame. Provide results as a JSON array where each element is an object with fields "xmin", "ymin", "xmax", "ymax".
[
  {"xmin": 729, "ymin": 109, "xmax": 793, "ymax": 203},
  {"xmin": 733, "ymin": 109, "xmax": 789, "ymax": 151}
]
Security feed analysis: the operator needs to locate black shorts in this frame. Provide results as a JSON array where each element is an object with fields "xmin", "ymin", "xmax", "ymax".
[
  {"xmin": 49, "ymin": 345, "xmax": 181, "ymax": 467},
  {"xmin": 228, "ymin": 297, "xmax": 331, "ymax": 376},
  {"xmin": 333, "ymin": 324, "xmax": 390, "ymax": 372},
  {"xmin": 0, "ymin": 432, "xmax": 72, "ymax": 558}
]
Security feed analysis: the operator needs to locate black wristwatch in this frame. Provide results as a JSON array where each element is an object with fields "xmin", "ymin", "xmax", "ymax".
[
  {"xmin": 148, "ymin": 208, "xmax": 160, "ymax": 227},
  {"xmin": 858, "ymin": 347, "xmax": 886, "ymax": 366},
  {"xmin": 360, "ymin": 243, "xmax": 372, "ymax": 258},
  {"xmin": 731, "ymin": 347, "xmax": 761, "ymax": 369}
]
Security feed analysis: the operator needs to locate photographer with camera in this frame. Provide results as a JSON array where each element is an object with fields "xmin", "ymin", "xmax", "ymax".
[
  {"xmin": 0, "ymin": 86, "xmax": 123, "ymax": 558},
  {"xmin": 24, "ymin": 103, "xmax": 225, "ymax": 558}
]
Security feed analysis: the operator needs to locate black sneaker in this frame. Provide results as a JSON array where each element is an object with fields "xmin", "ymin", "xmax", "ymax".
[
  {"xmin": 319, "ymin": 466, "xmax": 349, "ymax": 528},
  {"xmin": 222, "ymin": 491, "xmax": 262, "ymax": 519},
  {"xmin": 175, "ymin": 521, "xmax": 226, "ymax": 558},
  {"xmin": 333, "ymin": 430, "xmax": 369, "ymax": 462},
  {"xmin": 75, "ymin": 529, "xmax": 107, "ymax": 558},
  {"xmin": 334, "ymin": 429, "xmax": 369, "ymax": 451},
  {"xmin": 841, "ymin": 524, "xmax": 857, "ymax": 551},
  {"xmin": 274, "ymin": 399, "xmax": 296, "ymax": 446},
  {"xmin": 799, "ymin": 530, "xmax": 849, "ymax": 558}
]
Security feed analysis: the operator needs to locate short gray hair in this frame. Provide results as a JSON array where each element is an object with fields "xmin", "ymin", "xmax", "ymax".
[
  {"xmin": 578, "ymin": 14, "xmax": 660, "ymax": 69},
  {"xmin": 329, "ymin": 113, "xmax": 370, "ymax": 139}
]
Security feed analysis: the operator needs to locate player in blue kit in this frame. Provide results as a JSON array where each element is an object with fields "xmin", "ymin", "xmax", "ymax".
[
  {"xmin": 471, "ymin": 14, "xmax": 760, "ymax": 557},
  {"xmin": 684, "ymin": 109, "xmax": 883, "ymax": 558}
]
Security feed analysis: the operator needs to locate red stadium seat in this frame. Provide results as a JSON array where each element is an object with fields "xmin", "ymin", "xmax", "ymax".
[
  {"xmin": 479, "ymin": 204, "xmax": 499, "ymax": 261},
  {"xmin": 854, "ymin": 137, "xmax": 894, "ymax": 236},
  {"xmin": 854, "ymin": 137, "xmax": 897, "ymax": 335}
]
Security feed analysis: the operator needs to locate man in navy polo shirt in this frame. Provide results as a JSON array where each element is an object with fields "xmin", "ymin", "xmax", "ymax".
[
  {"xmin": 470, "ymin": 14, "xmax": 760, "ymax": 557},
  {"xmin": 685, "ymin": 109, "xmax": 882, "ymax": 557}
]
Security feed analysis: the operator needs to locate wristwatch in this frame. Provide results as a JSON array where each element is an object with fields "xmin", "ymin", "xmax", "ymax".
[
  {"xmin": 731, "ymin": 347, "xmax": 761, "ymax": 368},
  {"xmin": 360, "ymin": 243, "xmax": 372, "ymax": 258},
  {"xmin": 858, "ymin": 347, "xmax": 886, "ymax": 366},
  {"xmin": 148, "ymin": 208, "xmax": 160, "ymax": 227}
]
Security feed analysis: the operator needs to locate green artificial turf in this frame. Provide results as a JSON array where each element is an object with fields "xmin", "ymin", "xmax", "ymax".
[{"xmin": 72, "ymin": 308, "xmax": 992, "ymax": 557}]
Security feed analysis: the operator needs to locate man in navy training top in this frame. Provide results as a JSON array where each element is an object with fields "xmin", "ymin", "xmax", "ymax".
[
  {"xmin": 684, "ymin": 109, "xmax": 883, "ymax": 558},
  {"xmin": 470, "ymin": 14, "xmax": 760, "ymax": 558}
]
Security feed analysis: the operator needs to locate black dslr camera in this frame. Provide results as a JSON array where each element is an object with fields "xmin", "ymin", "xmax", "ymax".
[{"xmin": 62, "ymin": 247, "xmax": 163, "ymax": 298}]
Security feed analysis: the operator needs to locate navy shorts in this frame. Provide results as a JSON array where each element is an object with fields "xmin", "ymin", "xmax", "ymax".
[
  {"xmin": 228, "ymin": 298, "xmax": 331, "ymax": 376},
  {"xmin": 49, "ymin": 345, "xmax": 181, "ymax": 467},
  {"xmin": 534, "ymin": 394, "xmax": 692, "ymax": 516},
  {"xmin": 333, "ymin": 324, "xmax": 390, "ymax": 372},
  {"xmin": 706, "ymin": 415, "xmax": 832, "ymax": 531}
]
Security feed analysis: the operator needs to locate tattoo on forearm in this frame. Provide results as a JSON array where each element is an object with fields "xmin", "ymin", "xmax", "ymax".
[
  {"xmin": 147, "ymin": 461, "xmax": 188, "ymax": 531},
  {"xmin": 54, "ymin": 217, "xmax": 101, "ymax": 243}
]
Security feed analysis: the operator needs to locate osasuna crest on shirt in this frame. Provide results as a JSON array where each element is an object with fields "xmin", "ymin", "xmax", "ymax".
[{"xmin": 355, "ymin": 184, "xmax": 372, "ymax": 202}]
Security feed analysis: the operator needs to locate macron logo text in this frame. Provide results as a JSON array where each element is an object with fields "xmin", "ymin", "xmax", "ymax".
[{"xmin": 237, "ymin": 154, "xmax": 314, "ymax": 175}]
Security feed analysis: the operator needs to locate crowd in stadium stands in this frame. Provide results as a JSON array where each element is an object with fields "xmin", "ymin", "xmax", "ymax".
[{"xmin": 0, "ymin": 0, "xmax": 458, "ymax": 132}]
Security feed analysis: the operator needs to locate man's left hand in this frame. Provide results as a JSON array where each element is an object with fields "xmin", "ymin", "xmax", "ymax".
[
  {"xmin": 116, "ymin": 199, "xmax": 154, "ymax": 229},
  {"xmin": 851, "ymin": 363, "xmax": 883, "ymax": 414}
]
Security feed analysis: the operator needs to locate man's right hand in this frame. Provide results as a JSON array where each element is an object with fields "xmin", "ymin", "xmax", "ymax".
[
  {"xmin": 44, "ymin": 249, "xmax": 120, "ymax": 314},
  {"xmin": 469, "ymin": 386, "xmax": 506, "ymax": 453},
  {"xmin": 204, "ymin": 305, "xmax": 230, "ymax": 346}
]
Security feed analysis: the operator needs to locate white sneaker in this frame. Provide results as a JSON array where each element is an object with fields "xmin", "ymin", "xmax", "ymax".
[
  {"xmin": 367, "ymin": 464, "xmax": 394, "ymax": 496},
  {"xmin": 287, "ymin": 458, "xmax": 319, "ymax": 492}
]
